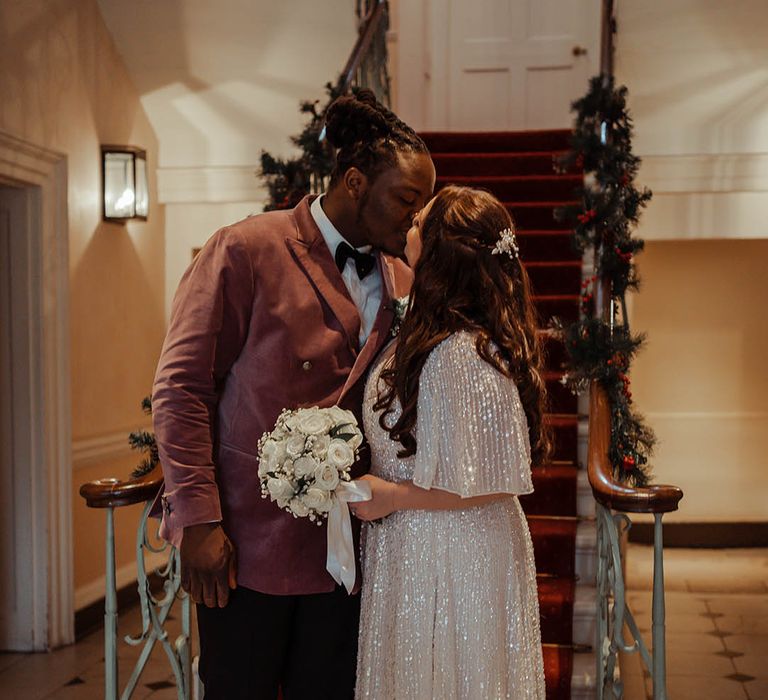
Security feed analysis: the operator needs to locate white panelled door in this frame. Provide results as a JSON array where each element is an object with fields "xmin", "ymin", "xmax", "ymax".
[{"xmin": 425, "ymin": 0, "xmax": 601, "ymax": 131}]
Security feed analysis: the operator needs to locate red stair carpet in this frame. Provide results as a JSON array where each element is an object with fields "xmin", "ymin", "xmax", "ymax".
[{"xmin": 421, "ymin": 129, "xmax": 581, "ymax": 700}]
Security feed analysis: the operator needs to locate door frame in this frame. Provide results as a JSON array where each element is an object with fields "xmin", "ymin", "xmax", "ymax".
[{"xmin": 0, "ymin": 130, "xmax": 73, "ymax": 649}]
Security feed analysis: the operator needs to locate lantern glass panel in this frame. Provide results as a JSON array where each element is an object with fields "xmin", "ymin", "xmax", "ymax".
[
  {"xmin": 104, "ymin": 152, "xmax": 135, "ymax": 218},
  {"xmin": 135, "ymin": 155, "xmax": 148, "ymax": 218}
]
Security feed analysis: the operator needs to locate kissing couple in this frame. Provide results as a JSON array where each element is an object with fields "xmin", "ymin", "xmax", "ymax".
[{"xmin": 152, "ymin": 90, "xmax": 548, "ymax": 700}]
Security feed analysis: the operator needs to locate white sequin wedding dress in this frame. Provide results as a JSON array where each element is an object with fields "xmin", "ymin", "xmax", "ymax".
[{"xmin": 355, "ymin": 332, "xmax": 545, "ymax": 700}]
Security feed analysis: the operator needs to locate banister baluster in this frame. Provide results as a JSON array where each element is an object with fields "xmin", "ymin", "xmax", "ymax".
[
  {"xmin": 105, "ymin": 504, "xmax": 118, "ymax": 700},
  {"xmin": 652, "ymin": 513, "xmax": 668, "ymax": 699}
]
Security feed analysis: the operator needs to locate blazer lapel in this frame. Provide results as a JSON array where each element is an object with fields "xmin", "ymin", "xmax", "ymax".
[
  {"xmin": 286, "ymin": 197, "xmax": 361, "ymax": 354},
  {"xmin": 337, "ymin": 253, "xmax": 399, "ymax": 402}
]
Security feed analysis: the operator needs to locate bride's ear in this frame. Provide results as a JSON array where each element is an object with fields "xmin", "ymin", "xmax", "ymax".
[{"xmin": 342, "ymin": 167, "xmax": 369, "ymax": 203}]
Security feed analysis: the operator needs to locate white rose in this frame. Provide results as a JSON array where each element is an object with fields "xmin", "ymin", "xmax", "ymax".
[
  {"xmin": 302, "ymin": 487, "xmax": 333, "ymax": 513},
  {"xmin": 293, "ymin": 455, "xmax": 319, "ymax": 479},
  {"xmin": 267, "ymin": 477, "xmax": 295, "ymax": 505},
  {"xmin": 314, "ymin": 463, "xmax": 341, "ymax": 491},
  {"xmin": 328, "ymin": 405, "xmax": 356, "ymax": 427},
  {"xmin": 258, "ymin": 457, "xmax": 272, "ymax": 479},
  {"xmin": 289, "ymin": 498, "xmax": 310, "ymax": 517},
  {"xmin": 326, "ymin": 439, "xmax": 355, "ymax": 469},
  {"xmin": 311, "ymin": 434, "xmax": 331, "ymax": 459},
  {"xmin": 285, "ymin": 434, "xmax": 306, "ymax": 458},
  {"xmin": 260, "ymin": 438, "xmax": 285, "ymax": 464},
  {"xmin": 296, "ymin": 407, "xmax": 334, "ymax": 435}
]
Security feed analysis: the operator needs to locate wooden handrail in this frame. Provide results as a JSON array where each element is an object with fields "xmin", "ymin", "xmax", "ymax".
[
  {"xmin": 588, "ymin": 382, "xmax": 683, "ymax": 514},
  {"xmin": 600, "ymin": 0, "xmax": 616, "ymax": 77},
  {"xmin": 79, "ymin": 465, "xmax": 163, "ymax": 509},
  {"xmin": 338, "ymin": 0, "xmax": 388, "ymax": 93}
]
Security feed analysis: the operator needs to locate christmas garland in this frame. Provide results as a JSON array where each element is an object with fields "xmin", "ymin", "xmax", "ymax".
[
  {"xmin": 129, "ymin": 396, "xmax": 158, "ymax": 478},
  {"xmin": 554, "ymin": 75, "xmax": 655, "ymax": 486},
  {"xmin": 260, "ymin": 82, "xmax": 347, "ymax": 211}
]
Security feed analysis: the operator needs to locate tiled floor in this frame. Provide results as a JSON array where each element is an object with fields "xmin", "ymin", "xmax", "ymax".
[
  {"xmin": 1, "ymin": 545, "xmax": 767, "ymax": 699},
  {"xmin": 0, "ymin": 602, "xmax": 197, "ymax": 699},
  {"xmin": 622, "ymin": 544, "xmax": 768, "ymax": 700}
]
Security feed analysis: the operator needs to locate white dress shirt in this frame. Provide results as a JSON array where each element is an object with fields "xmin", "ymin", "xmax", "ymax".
[{"xmin": 310, "ymin": 195, "xmax": 383, "ymax": 347}]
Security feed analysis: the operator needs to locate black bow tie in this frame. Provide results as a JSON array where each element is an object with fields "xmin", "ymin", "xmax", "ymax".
[{"xmin": 335, "ymin": 241, "xmax": 376, "ymax": 280}]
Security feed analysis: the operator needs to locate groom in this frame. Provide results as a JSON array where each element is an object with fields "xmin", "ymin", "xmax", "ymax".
[{"xmin": 152, "ymin": 90, "xmax": 435, "ymax": 700}]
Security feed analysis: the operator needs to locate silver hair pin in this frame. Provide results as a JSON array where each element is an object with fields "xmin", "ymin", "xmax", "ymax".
[{"xmin": 492, "ymin": 227, "xmax": 520, "ymax": 259}]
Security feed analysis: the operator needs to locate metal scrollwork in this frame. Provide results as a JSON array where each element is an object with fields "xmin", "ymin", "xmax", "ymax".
[
  {"xmin": 103, "ymin": 501, "xmax": 192, "ymax": 700},
  {"xmin": 596, "ymin": 504, "xmax": 668, "ymax": 699}
]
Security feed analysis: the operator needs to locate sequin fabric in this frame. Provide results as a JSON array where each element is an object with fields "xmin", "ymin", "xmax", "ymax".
[{"xmin": 356, "ymin": 332, "xmax": 545, "ymax": 699}]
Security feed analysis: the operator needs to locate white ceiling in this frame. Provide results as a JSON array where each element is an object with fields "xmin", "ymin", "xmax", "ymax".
[{"xmin": 97, "ymin": 0, "xmax": 357, "ymax": 169}]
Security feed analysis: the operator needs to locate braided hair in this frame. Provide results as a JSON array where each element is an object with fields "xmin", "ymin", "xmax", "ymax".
[{"xmin": 324, "ymin": 89, "xmax": 429, "ymax": 187}]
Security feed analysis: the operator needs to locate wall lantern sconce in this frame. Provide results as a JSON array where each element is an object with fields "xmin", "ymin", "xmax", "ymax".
[{"xmin": 101, "ymin": 145, "xmax": 149, "ymax": 222}]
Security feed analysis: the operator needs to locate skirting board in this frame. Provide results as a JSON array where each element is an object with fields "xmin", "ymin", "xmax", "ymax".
[{"xmin": 628, "ymin": 522, "xmax": 768, "ymax": 548}]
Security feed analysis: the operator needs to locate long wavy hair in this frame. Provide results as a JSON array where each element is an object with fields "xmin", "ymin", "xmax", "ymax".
[{"xmin": 375, "ymin": 185, "xmax": 552, "ymax": 466}]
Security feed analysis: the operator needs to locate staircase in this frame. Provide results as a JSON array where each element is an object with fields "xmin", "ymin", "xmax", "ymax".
[{"xmin": 421, "ymin": 130, "xmax": 596, "ymax": 700}]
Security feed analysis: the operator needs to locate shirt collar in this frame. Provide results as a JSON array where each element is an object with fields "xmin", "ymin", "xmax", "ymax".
[{"xmin": 310, "ymin": 194, "xmax": 373, "ymax": 255}]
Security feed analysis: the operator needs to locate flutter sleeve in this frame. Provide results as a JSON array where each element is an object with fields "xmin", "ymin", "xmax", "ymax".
[{"xmin": 411, "ymin": 333, "xmax": 533, "ymax": 498}]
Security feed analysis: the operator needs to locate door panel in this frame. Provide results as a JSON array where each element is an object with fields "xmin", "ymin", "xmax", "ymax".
[{"xmin": 428, "ymin": 0, "xmax": 600, "ymax": 131}]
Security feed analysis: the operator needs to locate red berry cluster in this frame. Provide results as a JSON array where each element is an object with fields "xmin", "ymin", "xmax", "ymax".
[
  {"xmin": 580, "ymin": 275, "xmax": 597, "ymax": 313},
  {"xmin": 614, "ymin": 246, "xmax": 633, "ymax": 263},
  {"xmin": 577, "ymin": 208, "xmax": 597, "ymax": 224}
]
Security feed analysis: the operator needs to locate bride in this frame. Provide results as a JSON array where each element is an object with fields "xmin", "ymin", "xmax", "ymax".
[{"xmin": 352, "ymin": 185, "xmax": 550, "ymax": 699}]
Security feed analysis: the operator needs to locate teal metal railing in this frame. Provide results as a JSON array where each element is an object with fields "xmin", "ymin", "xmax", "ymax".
[{"xmin": 80, "ymin": 470, "xmax": 192, "ymax": 700}]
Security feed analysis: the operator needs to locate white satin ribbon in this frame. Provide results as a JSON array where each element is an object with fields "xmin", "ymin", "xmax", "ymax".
[{"xmin": 326, "ymin": 480, "xmax": 371, "ymax": 594}]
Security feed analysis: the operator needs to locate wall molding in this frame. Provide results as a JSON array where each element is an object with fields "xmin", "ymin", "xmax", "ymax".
[
  {"xmin": 157, "ymin": 165, "xmax": 268, "ymax": 204},
  {"xmin": 72, "ymin": 425, "xmax": 151, "ymax": 471},
  {"xmin": 155, "ymin": 154, "xmax": 768, "ymax": 205},
  {"xmin": 645, "ymin": 411, "xmax": 768, "ymax": 420},
  {"xmin": 639, "ymin": 152, "xmax": 768, "ymax": 194}
]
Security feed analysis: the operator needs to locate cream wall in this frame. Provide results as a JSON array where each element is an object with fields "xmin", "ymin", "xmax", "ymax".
[
  {"xmin": 0, "ymin": 0, "xmax": 166, "ymax": 605},
  {"xmin": 615, "ymin": 1, "xmax": 768, "ymax": 523},
  {"xmin": 631, "ymin": 241, "xmax": 768, "ymax": 523}
]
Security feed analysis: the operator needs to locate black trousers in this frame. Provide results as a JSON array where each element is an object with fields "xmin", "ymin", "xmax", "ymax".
[{"xmin": 196, "ymin": 585, "xmax": 361, "ymax": 700}]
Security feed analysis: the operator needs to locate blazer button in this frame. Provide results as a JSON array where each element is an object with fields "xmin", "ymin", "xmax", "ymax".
[{"xmin": 302, "ymin": 361, "xmax": 312, "ymax": 371}]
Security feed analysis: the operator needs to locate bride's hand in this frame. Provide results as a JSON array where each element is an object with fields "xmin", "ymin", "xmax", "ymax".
[{"xmin": 352, "ymin": 475, "xmax": 398, "ymax": 521}]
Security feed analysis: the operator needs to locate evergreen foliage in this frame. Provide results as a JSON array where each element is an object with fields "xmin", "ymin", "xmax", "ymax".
[{"xmin": 554, "ymin": 75, "xmax": 656, "ymax": 486}]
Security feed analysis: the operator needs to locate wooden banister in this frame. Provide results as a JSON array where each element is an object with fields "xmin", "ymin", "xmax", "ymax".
[
  {"xmin": 600, "ymin": 0, "xmax": 616, "ymax": 77},
  {"xmin": 588, "ymin": 382, "xmax": 683, "ymax": 514},
  {"xmin": 338, "ymin": 0, "xmax": 388, "ymax": 93},
  {"xmin": 79, "ymin": 465, "xmax": 163, "ymax": 509}
]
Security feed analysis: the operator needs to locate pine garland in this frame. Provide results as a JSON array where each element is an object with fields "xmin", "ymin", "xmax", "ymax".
[
  {"xmin": 129, "ymin": 396, "xmax": 158, "ymax": 479},
  {"xmin": 554, "ymin": 75, "xmax": 656, "ymax": 486},
  {"xmin": 260, "ymin": 82, "xmax": 347, "ymax": 211}
]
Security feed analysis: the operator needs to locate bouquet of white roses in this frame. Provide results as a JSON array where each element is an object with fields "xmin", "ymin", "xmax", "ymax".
[
  {"xmin": 257, "ymin": 406, "xmax": 371, "ymax": 592},
  {"xmin": 258, "ymin": 406, "xmax": 363, "ymax": 521}
]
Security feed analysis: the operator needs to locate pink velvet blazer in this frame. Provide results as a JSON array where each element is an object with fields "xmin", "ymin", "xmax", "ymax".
[{"xmin": 152, "ymin": 196, "xmax": 411, "ymax": 595}]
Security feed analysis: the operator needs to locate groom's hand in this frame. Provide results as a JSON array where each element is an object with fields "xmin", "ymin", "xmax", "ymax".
[{"xmin": 180, "ymin": 523, "xmax": 237, "ymax": 608}]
